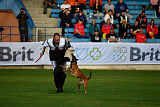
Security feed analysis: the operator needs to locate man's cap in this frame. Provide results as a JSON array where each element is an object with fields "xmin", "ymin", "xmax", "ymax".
[{"xmin": 110, "ymin": 28, "xmax": 114, "ymax": 30}]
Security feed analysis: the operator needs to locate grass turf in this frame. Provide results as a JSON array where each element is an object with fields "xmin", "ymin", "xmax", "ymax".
[{"xmin": 0, "ymin": 69, "xmax": 160, "ymax": 107}]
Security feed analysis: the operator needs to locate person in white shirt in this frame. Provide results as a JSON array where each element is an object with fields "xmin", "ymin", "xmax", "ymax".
[
  {"xmin": 60, "ymin": 0, "xmax": 71, "ymax": 11},
  {"xmin": 104, "ymin": 0, "xmax": 114, "ymax": 15},
  {"xmin": 104, "ymin": 9, "xmax": 114, "ymax": 24}
]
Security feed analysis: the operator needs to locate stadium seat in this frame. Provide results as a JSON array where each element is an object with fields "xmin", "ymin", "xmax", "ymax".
[
  {"xmin": 51, "ymin": 9, "xmax": 61, "ymax": 18},
  {"xmin": 65, "ymin": 33, "xmax": 75, "ymax": 38},
  {"xmin": 146, "ymin": 39, "xmax": 160, "ymax": 43},
  {"xmin": 129, "ymin": 20, "xmax": 135, "ymax": 24},
  {"xmin": 128, "ymin": 5, "xmax": 141, "ymax": 10},
  {"xmin": 71, "ymin": 38, "xmax": 91, "ymax": 42},
  {"xmin": 85, "ymin": 9, "xmax": 94, "ymax": 14},
  {"xmin": 120, "ymin": 39, "xmax": 136, "ymax": 43},
  {"xmin": 51, "ymin": 9, "xmax": 61, "ymax": 13},
  {"xmin": 51, "ymin": 14, "xmax": 59, "ymax": 18}
]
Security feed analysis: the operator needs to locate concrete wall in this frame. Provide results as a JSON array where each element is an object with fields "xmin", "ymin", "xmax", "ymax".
[
  {"xmin": 0, "ymin": 10, "xmax": 20, "ymax": 42},
  {"xmin": 0, "ymin": 0, "xmax": 35, "ymax": 40}
]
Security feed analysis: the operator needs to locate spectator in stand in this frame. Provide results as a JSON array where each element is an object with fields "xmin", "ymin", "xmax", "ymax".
[
  {"xmin": 76, "ymin": 10, "xmax": 87, "ymax": 27},
  {"xmin": 43, "ymin": 0, "xmax": 57, "ymax": 14},
  {"xmin": 136, "ymin": 10, "xmax": 147, "ymax": 28},
  {"xmin": 90, "ymin": 0, "xmax": 102, "ymax": 9},
  {"xmin": 77, "ymin": 0, "xmax": 87, "ymax": 10},
  {"xmin": 59, "ymin": 0, "xmax": 71, "ymax": 18},
  {"xmin": 104, "ymin": 9, "xmax": 117, "ymax": 28},
  {"xmin": 93, "ymin": 0, "xmax": 103, "ymax": 19},
  {"xmin": 89, "ymin": 19, "xmax": 98, "ymax": 37},
  {"xmin": 115, "ymin": 0, "xmax": 133, "ymax": 19},
  {"xmin": 157, "ymin": 5, "xmax": 160, "ymax": 17},
  {"xmin": 130, "ymin": 21, "xmax": 140, "ymax": 39},
  {"xmin": 102, "ymin": 19, "xmax": 114, "ymax": 39},
  {"xmin": 74, "ymin": 19, "xmax": 87, "ymax": 38},
  {"xmin": 150, "ymin": 0, "xmax": 159, "ymax": 17},
  {"xmin": 60, "ymin": 8, "xmax": 74, "ymax": 27},
  {"xmin": 70, "ymin": 1, "xmax": 80, "ymax": 15},
  {"xmin": 90, "ymin": 28, "xmax": 102, "ymax": 42},
  {"xmin": 108, "ymin": 28, "xmax": 118, "ymax": 42},
  {"xmin": 135, "ymin": 28, "xmax": 146, "ymax": 43},
  {"xmin": 118, "ymin": 10, "xmax": 130, "ymax": 39},
  {"xmin": 60, "ymin": 0, "xmax": 71, "ymax": 11},
  {"xmin": 60, "ymin": 8, "xmax": 74, "ymax": 35},
  {"xmin": 147, "ymin": 19, "xmax": 158, "ymax": 39},
  {"xmin": 16, "ymin": 8, "xmax": 29, "ymax": 42},
  {"xmin": 104, "ymin": 0, "xmax": 114, "ymax": 15}
]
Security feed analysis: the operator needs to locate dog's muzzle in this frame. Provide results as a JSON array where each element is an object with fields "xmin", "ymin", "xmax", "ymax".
[{"xmin": 64, "ymin": 47, "xmax": 75, "ymax": 62}]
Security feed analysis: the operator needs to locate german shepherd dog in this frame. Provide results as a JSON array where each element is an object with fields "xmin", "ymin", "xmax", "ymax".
[
  {"xmin": 68, "ymin": 54, "xmax": 91, "ymax": 94},
  {"xmin": 63, "ymin": 47, "xmax": 91, "ymax": 94}
]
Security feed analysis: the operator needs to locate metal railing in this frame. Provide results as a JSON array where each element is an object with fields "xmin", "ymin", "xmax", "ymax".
[
  {"xmin": 0, "ymin": 26, "xmax": 57, "ymax": 42},
  {"xmin": 0, "ymin": 26, "xmax": 85, "ymax": 42}
]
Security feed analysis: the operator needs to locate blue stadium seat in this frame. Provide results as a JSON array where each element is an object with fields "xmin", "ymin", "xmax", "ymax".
[
  {"xmin": 120, "ymin": 39, "xmax": 136, "ymax": 43},
  {"xmin": 87, "ymin": 19, "xmax": 92, "ymax": 24},
  {"xmin": 64, "ymin": 28, "xmax": 74, "ymax": 38},
  {"xmin": 86, "ymin": 24, "xmax": 90, "ymax": 28},
  {"xmin": 65, "ymin": 28, "xmax": 74, "ymax": 33},
  {"xmin": 56, "ymin": 0, "xmax": 64, "ymax": 3},
  {"xmin": 71, "ymin": 38, "xmax": 91, "ymax": 42},
  {"xmin": 155, "ymin": 20, "xmax": 160, "ymax": 24},
  {"xmin": 146, "ymin": 39, "xmax": 160, "ymax": 43},
  {"xmin": 85, "ymin": 9, "xmax": 94, "ymax": 14},
  {"xmin": 96, "ymin": 19, "xmax": 103, "ymax": 23},
  {"xmin": 65, "ymin": 33, "xmax": 75, "ymax": 38},
  {"xmin": 125, "ymin": 1, "xmax": 150, "ymax": 5},
  {"xmin": 51, "ymin": 14, "xmax": 59, "ymax": 18},
  {"xmin": 72, "ymin": 19, "xmax": 76, "ymax": 24},
  {"xmin": 129, "ymin": 20, "xmax": 135, "ymax": 24},
  {"xmin": 51, "ymin": 9, "xmax": 61, "ymax": 18},
  {"xmin": 51, "ymin": 9, "xmax": 61, "ymax": 13},
  {"xmin": 114, "ymin": 29, "xmax": 119, "ymax": 34},
  {"xmin": 102, "ymin": 39, "xmax": 108, "ymax": 42},
  {"xmin": 128, "ymin": 5, "xmax": 141, "ymax": 10}
]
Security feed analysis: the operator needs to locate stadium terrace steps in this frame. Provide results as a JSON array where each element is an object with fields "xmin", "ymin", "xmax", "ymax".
[{"xmin": 21, "ymin": 0, "xmax": 62, "ymax": 42}]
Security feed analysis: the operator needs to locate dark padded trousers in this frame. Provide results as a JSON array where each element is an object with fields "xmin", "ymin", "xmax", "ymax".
[{"xmin": 53, "ymin": 65, "xmax": 66, "ymax": 90}]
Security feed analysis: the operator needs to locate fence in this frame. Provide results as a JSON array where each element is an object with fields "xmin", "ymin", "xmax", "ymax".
[{"xmin": 0, "ymin": 26, "xmax": 62, "ymax": 42}]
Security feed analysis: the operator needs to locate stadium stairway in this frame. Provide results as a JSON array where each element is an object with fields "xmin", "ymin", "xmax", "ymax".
[{"xmin": 21, "ymin": 0, "xmax": 62, "ymax": 42}]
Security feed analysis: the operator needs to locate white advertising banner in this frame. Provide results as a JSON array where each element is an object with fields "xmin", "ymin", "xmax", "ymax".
[
  {"xmin": 0, "ymin": 42, "xmax": 43, "ymax": 65},
  {"xmin": 71, "ymin": 42, "xmax": 160, "ymax": 65},
  {"xmin": 0, "ymin": 42, "xmax": 160, "ymax": 65}
]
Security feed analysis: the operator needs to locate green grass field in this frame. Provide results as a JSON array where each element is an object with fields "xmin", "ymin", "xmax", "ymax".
[{"xmin": 0, "ymin": 69, "xmax": 160, "ymax": 107}]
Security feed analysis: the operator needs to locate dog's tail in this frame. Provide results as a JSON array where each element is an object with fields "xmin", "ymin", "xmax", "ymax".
[{"xmin": 88, "ymin": 71, "xmax": 92, "ymax": 80}]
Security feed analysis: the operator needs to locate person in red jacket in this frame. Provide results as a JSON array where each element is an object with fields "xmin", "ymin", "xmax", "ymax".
[
  {"xmin": 136, "ymin": 10, "xmax": 147, "ymax": 28},
  {"xmin": 135, "ymin": 28, "xmax": 146, "ymax": 43},
  {"xmin": 74, "ymin": 19, "xmax": 87, "ymax": 38},
  {"xmin": 102, "ymin": 19, "xmax": 114, "ymax": 39},
  {"xmin": 147, "ymin": 19, "xmax": 158, "ymax": 39}
]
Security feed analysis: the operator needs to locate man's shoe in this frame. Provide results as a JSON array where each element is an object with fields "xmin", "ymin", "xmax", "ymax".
[{"xmin": 57, "ymin": 88, "xmax": 61, "ymax": 93}]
